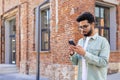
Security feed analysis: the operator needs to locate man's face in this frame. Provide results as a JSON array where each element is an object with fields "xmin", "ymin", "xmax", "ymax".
[{"xmin": 78, "ymin": 20, "xmax": 93, "ymax": 36}]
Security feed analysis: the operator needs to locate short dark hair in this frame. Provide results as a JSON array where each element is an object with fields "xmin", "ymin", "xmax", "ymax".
[{"xmin": 76, "ymin": 12, "xmax": 95, "ymax": 24}]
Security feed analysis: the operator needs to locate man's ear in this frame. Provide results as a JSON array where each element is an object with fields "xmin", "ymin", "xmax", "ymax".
[
  {"xmin": 91, "ymin": 22, "xmax": 95, "ymax": 27},
  {"xmin": 90, "ymin": 22, "xmax": 95, "ymax": 30}
]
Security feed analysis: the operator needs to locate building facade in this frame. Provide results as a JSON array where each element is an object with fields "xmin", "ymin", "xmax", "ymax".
[{"xmin": 0, "ymin": 0, "xmax": 120, "ymax": 80}]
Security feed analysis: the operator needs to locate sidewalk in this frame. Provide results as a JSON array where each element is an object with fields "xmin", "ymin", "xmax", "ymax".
[
  {"xmin": 0, "ymin": 72, "xmax": 120, "ymax": 80},
  {"xmin": 107, "ymin": 73, "xmax": 120, "ymax": 80},
  {"xmin": 0, "ymin": 73, "xmax": 49, "ymax": 80},
  {"xmin": 0, "ymin": 64, "xmax": 49, "ymax": 80}
]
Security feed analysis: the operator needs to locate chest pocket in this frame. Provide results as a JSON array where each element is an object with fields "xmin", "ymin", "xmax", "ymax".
[{"xmin": 88, "ymin": 48, "xmax": 101, "ymax": 56}]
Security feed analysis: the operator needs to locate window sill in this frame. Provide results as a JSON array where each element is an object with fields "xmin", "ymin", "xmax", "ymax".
[
  {"xmin": 110, "ymin": 50, "xmax": 120, "ymax": 53},
  {"xmin": 32, "ymin": 51, "xmax": 51, "ymax": 54},
  {"xmin": 40, "ymin": 51, "xmax": 51, "ymax": 54}
]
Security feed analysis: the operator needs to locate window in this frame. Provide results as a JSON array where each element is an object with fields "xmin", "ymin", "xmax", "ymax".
[
  {"xmin": 35, "ymin": 4, "xmax": 50, "ymax": 52},
  {"xmin": 95, "ymin": 6, "xmax": 110, "ymax": 41},
  {"xmin": 41, "ymin": 8, "xmax": 50, "ymax": 51},
  {"xmin": 95, "ymin": 3, "xmax": 117, "ymax": 51}
]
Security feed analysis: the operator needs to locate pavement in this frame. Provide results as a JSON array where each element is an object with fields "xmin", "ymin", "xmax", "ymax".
[
  {"xmin": 0, "ymin": 72, "xmax": 119, "ymax": 80},
  {"xmin": 107, "ymin": 73, "xmax": 120, "ymax": 80},
  {"xmin": 0, "ymin": 73, "xmax": 49, "ymax": 80}
]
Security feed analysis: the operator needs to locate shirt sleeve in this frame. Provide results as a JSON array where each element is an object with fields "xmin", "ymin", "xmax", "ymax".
[
  {"xmin": 70, "ymin": 39, "xmax": 83, "ymax": 65},
  {"xmin": 84, "ymin": 38, "xmax": 110, "ymax": 67},
  {"xmin": 70, "ymin": 53, "xmax": 79, "ymax": 65}
]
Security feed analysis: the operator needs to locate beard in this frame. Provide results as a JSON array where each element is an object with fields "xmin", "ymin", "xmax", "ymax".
[{"xmin": 84, "ymin": 28, "xmax": 92, "ymax": 36}]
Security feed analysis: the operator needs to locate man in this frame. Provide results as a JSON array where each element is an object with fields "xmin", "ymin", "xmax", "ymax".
[{"xmin": 69, "ymin": 12, "xmax": 110, "ymax": 80}]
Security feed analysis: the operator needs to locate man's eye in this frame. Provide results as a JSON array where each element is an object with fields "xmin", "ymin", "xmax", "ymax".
[
  {"xmin": 83, "ymin": 25, "xmax": 88, "ymax": 28},
  {"xmin": 79, "ymin": 25, "xmax": 89, "ymax": 29},
  {"xmin": 78, "ymin": 26, "xmax": 82, "ymax": 28}
]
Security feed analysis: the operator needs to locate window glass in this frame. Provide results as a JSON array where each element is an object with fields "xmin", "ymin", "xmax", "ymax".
[
  {"xmin": 104, "ymin": 8, "xmax": 110, "ymax": 27},
  {"xmin": 95, "ymin": 7, "xmax": 99, "ymax": 17},
  {"xmin": 100, "ymin": 8, "xmax": 104, "ymax": 18},
  {"xmin": 41, "ymin": 8, "xmax": 50, "ymax": 51},
  {"xmin": 95, "ymin": 6, "xmax": 110, "ymax": 41}
]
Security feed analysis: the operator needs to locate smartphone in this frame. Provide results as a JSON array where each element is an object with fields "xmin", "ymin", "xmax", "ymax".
[{"xmin": 68, "ymin": 40, "xmax": 76, "ymax": 46}]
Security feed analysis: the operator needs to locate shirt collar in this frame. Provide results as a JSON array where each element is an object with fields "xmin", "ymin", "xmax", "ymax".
[{"xmin": 91, "ymin": 33, "xmax": 98, "ymax": 40}]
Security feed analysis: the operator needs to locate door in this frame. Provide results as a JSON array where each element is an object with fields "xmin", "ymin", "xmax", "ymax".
[
  {"xmin": 5, "ymin": 18, "xmax": 16, "ymax": 64},
  {"xmin": 9, "ymin": 19, "xmax": 16, "ymax": 64}
]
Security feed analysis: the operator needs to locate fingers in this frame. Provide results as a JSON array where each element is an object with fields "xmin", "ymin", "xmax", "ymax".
[
  {"xmin": 76, "ymin": 45, "xmax": 81, "ymax": 47},
  {"xmin": 69, "ymin": 45, "xmax": 74, "ymax": 52},
  {"xmin": 68, "ymin": 45, "xmax": 75, "ymax": 56},
  {"xmin": 69, "ymin": 44, "xmax": 85, "ymax": 56}
]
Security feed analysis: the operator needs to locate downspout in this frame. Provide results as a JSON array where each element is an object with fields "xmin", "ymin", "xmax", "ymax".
[
  {"xmin": 26, "ymin": 2, "xmax": 29, "ymax": 75},
  {"xmin": 35, "ymin": 0, "xmax": 49, "ymax": 80}
]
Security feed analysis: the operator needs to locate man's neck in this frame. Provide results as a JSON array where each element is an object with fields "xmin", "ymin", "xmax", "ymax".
[{"xmin": 87, "ymin": 31, "xmax": 95, "ymax": 37}]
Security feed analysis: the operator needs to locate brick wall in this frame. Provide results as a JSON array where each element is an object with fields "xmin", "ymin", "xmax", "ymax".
[
  {"xmin": 4, "ymin": 0, "xmax": 19, "ymax": 12},
  {"xmin": 0, "ymin": 18, "xmax": 1, "ymax": 63},
  {"xmin": 19, "ymin": 2, "xmax": 28, "ymax": 74},
  {"xmin": 15, "ymin": 7, "xmax": 20, "ymax": 68},
  {"xmin": 117, "ymin": 4, "xmax": 120, "ymax": 50},
  {"xmin": 51, "ymin": 0, "xmax": 95, "ymax": 64},
  {"xmin": 110, "ymin": 52, "xmax": 120, "ymax": 62},
  {"xmin": 108, "ymin": 52, "xmax": 120, "ymax": 74},
  {"xmin": 0, "ymin": 0, "xmax": 120, "ymax": 79}
]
